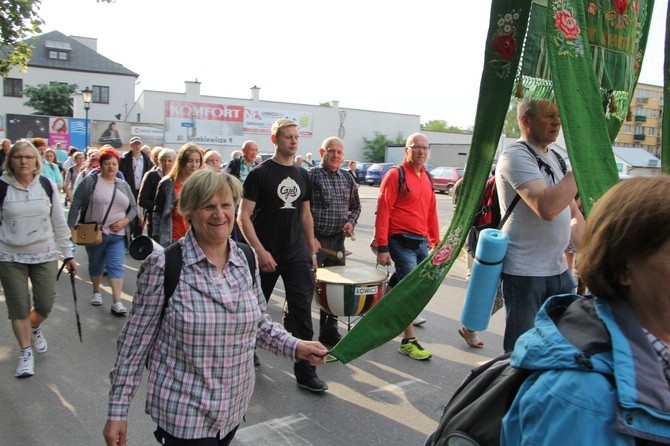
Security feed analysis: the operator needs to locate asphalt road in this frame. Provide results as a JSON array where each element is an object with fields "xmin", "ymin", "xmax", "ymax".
[{"xmin": 0, "ymin": 185, "xmax": 506, "ymax": 446}]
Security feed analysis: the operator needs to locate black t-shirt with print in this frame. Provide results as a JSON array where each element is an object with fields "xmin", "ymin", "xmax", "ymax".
[{"xmin": 243, "ymin": 159, "xmax": 312, "ymax": 261}]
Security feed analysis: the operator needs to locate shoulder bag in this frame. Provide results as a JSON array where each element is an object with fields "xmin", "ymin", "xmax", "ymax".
[{"xmin": 72, "ymin": 177, "xmax": 117, "ymax": 246}]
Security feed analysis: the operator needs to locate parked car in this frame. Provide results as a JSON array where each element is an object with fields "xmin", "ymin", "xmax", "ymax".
[
  {"xmin": 431, "ymin": 166, "xmax": 464, "ymax": 194},
  {"xmin": 365, "ymin": 163, "xmax": 396, "ymax": 186},
  {"xmin": 356, "ymin": 162, "xmax": 373, "ymax": 183},
  {"xmin": 339, "ymin": 160, "xmax": 370, "ymax": 183}
]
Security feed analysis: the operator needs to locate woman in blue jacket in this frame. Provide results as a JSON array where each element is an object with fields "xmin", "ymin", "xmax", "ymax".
[{"xmin": 502, "ymin": 175, "xmax": 670, "ymax": 445}]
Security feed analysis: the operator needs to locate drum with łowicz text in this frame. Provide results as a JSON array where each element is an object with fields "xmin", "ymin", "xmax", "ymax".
[{"xmin": 314, "ymin": 266, "xmax": 387, "ymax": 317}]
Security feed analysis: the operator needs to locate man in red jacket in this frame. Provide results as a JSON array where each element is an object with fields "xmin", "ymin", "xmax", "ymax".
[{"xmin": 374, "ymin": 133, "xmax": 440, "ymax": 360}]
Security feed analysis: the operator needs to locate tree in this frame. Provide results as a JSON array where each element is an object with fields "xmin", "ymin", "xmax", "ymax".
[
  {"xmin": 23, "ymin": 83, "xmax": 78, "ymax": 116},
  {"xmin": 422, "ymin": 120, "xmax": 470, "ymax": 133},
  {"xmin": 423, "ymin": 120, "xmax": 449, "ymax": 131},
  {"xmin": 0, "ymin": 0, "xmax": 43, "ymax": 77},
  {"xmin": 362, "ymin": 132, "xmax": 405, "ymax": 163},
  {"xmin": 502, "ymin": 98, "xmax": 521, "ymax": 138}
]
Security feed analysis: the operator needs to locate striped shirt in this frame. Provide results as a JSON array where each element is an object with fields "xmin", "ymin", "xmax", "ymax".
[
  {"xmin": 310, "ymin": 166, "xmax": 361, "ymax": 237},
  {"xmin": 107, "ymin": 231, "xmax": 300, "ymax": 439}
]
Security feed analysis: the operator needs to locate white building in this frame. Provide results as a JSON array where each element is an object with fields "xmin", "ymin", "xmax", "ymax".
[{"xmin": 1, "ymin": 31, "xmax": 420, "ymax": 162}]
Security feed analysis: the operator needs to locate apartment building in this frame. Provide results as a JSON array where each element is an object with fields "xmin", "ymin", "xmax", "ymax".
[{"xmin": 613, "ymin": 82, "xmax": 663, "ymax": 157}]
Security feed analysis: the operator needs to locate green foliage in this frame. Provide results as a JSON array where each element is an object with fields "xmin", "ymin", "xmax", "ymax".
[
  {"xmin": 319, "ymin": 101, "xmax": 332, "ymax": 107},
  {"xmin": 23, "ymin": 83, "xmax": 78, "ymax": 116},
  {"xmin": 502, "ymin": 98, "xmax": 521, "ymax": 138},
  {"xmin": 362, "ymin": 131, "xmax": 405, "ymax": 163},
  {"xmin": 423, "ymin": 119, "xmax": 470, "ymax": 133},
  {"xmin": 0, "ymin": 0, "xmax": 43, "ymax": 77}
]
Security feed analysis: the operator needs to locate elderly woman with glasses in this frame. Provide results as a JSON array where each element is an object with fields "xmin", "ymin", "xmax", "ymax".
[
  {"xmin": 103, "ymin": 169, "xmax": 328, "ymax": 446},
  {"xmin": 0, "ymin": 141, "xmax": 76, "ymax": 378}
]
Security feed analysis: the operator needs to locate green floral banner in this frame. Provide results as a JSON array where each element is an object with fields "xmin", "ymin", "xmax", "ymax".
[
  {"xmin": 329, "ymin": 0, "xmax": 660, "ymax": 364},
  {"xmin": 330, "ymin": 0, "xmax": 533, "ymax": 364}
]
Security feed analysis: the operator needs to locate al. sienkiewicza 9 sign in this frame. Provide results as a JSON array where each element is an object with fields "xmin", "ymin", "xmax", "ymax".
[{"xmin": 164, "ymin": 100, "xmax": 245, "ymax": 146}]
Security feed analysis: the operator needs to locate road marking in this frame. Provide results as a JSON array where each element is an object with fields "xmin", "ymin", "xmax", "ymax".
[{"xmin": 235, "ymin": 413, "xmax": 316, "ymax": 445}]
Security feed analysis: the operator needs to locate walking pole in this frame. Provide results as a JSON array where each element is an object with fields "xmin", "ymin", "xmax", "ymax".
[{"xmin": 57, "ymin": 259, "xmax": 83, "ymax": 343}]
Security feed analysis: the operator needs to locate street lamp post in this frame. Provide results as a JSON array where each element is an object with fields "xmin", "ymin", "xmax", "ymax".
[{"xmin": 82, "ymin": 87, "xmax": 92, "ymax": 149}]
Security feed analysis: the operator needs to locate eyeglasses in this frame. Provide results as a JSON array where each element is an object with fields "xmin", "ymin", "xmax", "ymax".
[
  {"xmin": 11, "ymin": 155, "xmax": 37, "ymax": 161},
  {"xmin": 409, "ymin": 145, "xmax": 430, "ymax": 151}
]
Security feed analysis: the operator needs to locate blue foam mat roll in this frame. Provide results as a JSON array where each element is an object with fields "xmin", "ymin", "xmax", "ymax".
[{"xmin": 460, "ymin": 228, "xmax": 508, "ymax": 331}]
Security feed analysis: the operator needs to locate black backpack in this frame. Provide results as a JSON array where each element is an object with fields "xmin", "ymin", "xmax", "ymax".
[
  {"xmin": 162, "ymin": 241, "xmax": 256, "ymax": 312},
  {"xmin": 393, "ymin": 164, "xmax": 433, "ymax": 197},
  {"xmin": 424, "ymin": 353, "xmax": 531, "ymax": 446},
  {"xmin": 426, "ymin": 297, "xmax": 613, "ymax": 446}
]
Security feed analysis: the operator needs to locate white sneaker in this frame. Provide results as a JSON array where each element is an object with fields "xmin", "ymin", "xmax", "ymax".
[
  {"xmin": 15, "ymin": 349, "xmax": 34, "ymax": 378},
  {"xmin": 413, "ymin": 315, "xmax": 427, "ymax": 326},
  {"xmin": 31, "ymin": 326, "xmax": 48, "ymax": 353},
  {"xmin": 91, "ymin": 293, "xmax": 102, "ymax": 306},
  {"xmin": 111, "ymin": 301, "xmax": 128, "ymax": 316}
]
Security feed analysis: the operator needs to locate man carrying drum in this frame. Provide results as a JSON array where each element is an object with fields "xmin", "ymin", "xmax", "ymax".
[{"xmin": 310, "ymin": 137, "xmax": 361, "ymax": 347}]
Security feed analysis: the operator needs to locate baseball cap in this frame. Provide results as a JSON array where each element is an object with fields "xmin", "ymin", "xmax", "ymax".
[{"xmin": 129, "ymin": 136, "xmax": 143, "ymax": 144}]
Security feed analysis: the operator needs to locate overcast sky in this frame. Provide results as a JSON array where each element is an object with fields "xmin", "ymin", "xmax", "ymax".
[{"xmin": 37, "ymin": 0, "xmax": 667, "ymax": 128}]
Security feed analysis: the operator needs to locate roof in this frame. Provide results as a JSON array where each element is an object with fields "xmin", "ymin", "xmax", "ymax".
[
  {"xmin": 1, "ymin": 30, "xmax": 138, "ymax": 78},
  {"xmin": 612, "ymin": 147, "xmax": 661, "ymax": 167}
]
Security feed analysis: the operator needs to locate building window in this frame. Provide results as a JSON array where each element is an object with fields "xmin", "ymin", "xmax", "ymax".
[
  {"xmin": 635, "ymin": 125, "xmax": 644, "ymax": 134},
  {"xmin": 624, "ymin": 124, "xmax": 631, "ymax": 134},
  {"xmin": 650, "ymin": 109, "xmax": 657, "ymax": 118},
  {"xmin": 648, "ymin": 127, "xmax": 655, "ymax": 136},
  {"xmin": 637, "ymin": 89, "xmax": 648, "ymax": 98},
  {"xmin": 3, "ymin": 78, "xmax": 23, "ymax": 97},
  {"xmin": 92, "ymin": 86, "xmax": 109, "ymax": 104},
  {"xmin": 48, "ymin": 50, "xmax": 69, "ymax": 60},
  {"xmin": 636, "ymin": 107, "xmax": 647, "ymax": 116}
]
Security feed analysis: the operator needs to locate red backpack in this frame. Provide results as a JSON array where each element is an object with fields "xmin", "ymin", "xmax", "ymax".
[{"xmin": 473, "ymin": 176, "xmax": 499, "ymax": 229}]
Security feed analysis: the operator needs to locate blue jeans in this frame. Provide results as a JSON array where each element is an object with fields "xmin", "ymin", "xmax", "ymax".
[
  {"xmin": 388, "ymin": 234, "xmax": 428, "ymax": 280},
  {"xmin": 501, "ymin": 270, "xmax": 576, "ymax": 352},
  {"xmin": 86, "ymin": 233, "xmax": 126, "ymax": 278}
]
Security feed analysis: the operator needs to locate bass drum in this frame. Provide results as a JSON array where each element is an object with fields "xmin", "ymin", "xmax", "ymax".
[{"xmin": 314, "ymin": 266, "xmax": 387, "ymax": 317}]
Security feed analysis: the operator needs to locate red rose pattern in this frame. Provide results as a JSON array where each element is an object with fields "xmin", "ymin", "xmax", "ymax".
[
  {"xmin": 493, "ymin": 34, "xmax": 516, "ymax": 60},
  {"xmin": 431, "ymin": 245, "xmax": 453, "ymax": 266},
  {"xmin": 554, "ymin": 10, "xmax": 581, "ymax": 39}
]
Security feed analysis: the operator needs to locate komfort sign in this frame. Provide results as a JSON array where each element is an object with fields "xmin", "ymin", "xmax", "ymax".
[{"xmin": 164, "ymin": 100, "xmax": 244, "ymax": 146}]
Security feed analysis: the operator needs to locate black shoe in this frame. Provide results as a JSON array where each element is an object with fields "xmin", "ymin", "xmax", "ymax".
[
  {"xmin": 318, "ymin": 333, "xmax": 342, "ymax": 348},
  {"xmin": 254, "ymin": 352, "xmax": 260, "ymax": 367},
  {"xmin": 297, "ymin": 375, "xmax": 329, "ymax": 393}
]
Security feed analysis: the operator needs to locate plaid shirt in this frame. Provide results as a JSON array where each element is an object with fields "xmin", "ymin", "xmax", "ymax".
[
  {"xmin": 107, "ymin": 231, "xmax": 299, "ymax": 439},
  {"xmin": 310, "ymin": 166, "xmax": 361, "ymax": 237},
  {"xmin": 645, "ymin": 329, "xmax": 670, "ymax": 386}
]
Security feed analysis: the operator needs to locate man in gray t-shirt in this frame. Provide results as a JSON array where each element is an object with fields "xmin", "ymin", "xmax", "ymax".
[{"xmin": 496, "ymin": 99, "xmax": 584, "ymax": 352}]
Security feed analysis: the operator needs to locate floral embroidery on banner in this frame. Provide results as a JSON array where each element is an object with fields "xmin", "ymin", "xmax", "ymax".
[
  {"xmin": 489, "ymin": 9, "xmax": 521, "ymax": 79},
  {"xmin": 552, "ymin": 0, "xmax": 585, "ymax": 57},
  {"xmin": 419, "ymin": 228, "xmax": 464, "ymax": 281},
  {"xmin": 587, "ymin": 2, "xmax": 597, "ymax": 15},
  {"xmin": 605, "ymin": 0, "xmax": 633, "ymax": 30}
]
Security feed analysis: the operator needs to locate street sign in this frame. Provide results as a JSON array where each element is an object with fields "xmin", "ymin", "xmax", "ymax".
[{"xmin": 181, "ymin": 121, "xmax": 194, "ymax": 128}]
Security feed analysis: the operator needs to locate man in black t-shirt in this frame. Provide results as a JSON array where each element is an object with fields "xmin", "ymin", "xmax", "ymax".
[{"xmin": 238, "ymin": 118, "xmax": 328, "ymax": 393}]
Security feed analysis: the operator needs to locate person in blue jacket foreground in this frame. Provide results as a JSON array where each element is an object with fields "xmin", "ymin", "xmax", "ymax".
[{"xmin": 502, "ymin": 175, "xmax": 670, "ymax": 445}]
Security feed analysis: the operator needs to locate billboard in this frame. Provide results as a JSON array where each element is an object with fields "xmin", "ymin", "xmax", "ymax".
[
  {"xmin": 244, "ymin": 107, "xmax": 313, "ymax": 137},
  {"xmin": 164, "ymin": 100, "xmax": 244, "ymax": 146}
]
